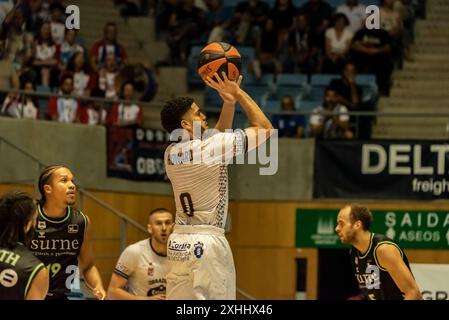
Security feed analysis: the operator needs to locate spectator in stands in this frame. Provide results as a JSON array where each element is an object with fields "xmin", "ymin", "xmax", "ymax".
[
  {"xmin": 380, "ymin": 0, "xmax": 404, "ymax": 68},
  {"xmin": 351, "ymin": 23, "xmax": 393, "ymax": 96},
  {"xmin": 394, "ymin": 0, "xmax": 414, "ymax": 61},
  {"xmin": 286, "ymin": 13, "xmax": 319, "ymax": 74},
  {"xmin": 47, "ymin": 73, "xmax": 81, "ymax": 123},
  {"xmin": 1, "ymin": 79, "xmax": 39, "ymax": 119},
  {"xmin": 165, "ymin": 0, "xmax": 206, "ymax": 65},
  {"xmin": 271, "ymin": 95, "xmax": 305, "ymax": 138},
  {"xmin": 24, "ymin": 0, "xmax": 46, "ymax": 34},
  {"xmin": 297, "ymin": 0, "xmax": 333, "ymax": 53},
  {"xmin": 108, "ymin": 81, "xmax": 143, "ymax": 127},
  {"xmin": 310, "ymin": 87, "xmax": 353, "ymax": 139},
  {"xmin": 31, "ymin": 21, "xmax": 59, "ymax": 87},
  {"xmin": 59, "ymin": 29, "xmax": 84, "ymax": 67},
  {"xmin": 270, "ymin": 0, "xmax": 296, "ymax": 34},
  {"xmin": 90, "ymin": 22, "xmax": 128, "ymax": 72},
  {"xmin": 323, "ymin": 13, "xmax": 353, "ymax": 74},
  {"xmin": 336, "ymin": 0, "xmax": 366, "ymax": 33},
  {"xmin": 97, "ymin": 54, "xmax": 119, "ymax": 99},
  {"xmin": 251, "ymin": 18, "xmax": 282, "ymax": 78},
  {"xmin": 204, "ymin": 0, "xmax": 233, "ymax": 43},
  {"xmin": 80, "ymin": 87, "xmax": 107, "ymax": 125},
  {"xmin": 328, "ymin": 61, "xmax": 362, "ymax": 111},
  {"xmin": 229, "ymin": 0, "xmax": 270, "ymax": 45},
  {"xmin": 66, "ymin": 51, "xmax": 96, "ymax": 97},
  {"xmin": 48, "ymin": 2, "xmax": 65, "ymax": 45},
  {"xmin": 155, "ymin": 0, "xmax": 179, "ymax": 38}
]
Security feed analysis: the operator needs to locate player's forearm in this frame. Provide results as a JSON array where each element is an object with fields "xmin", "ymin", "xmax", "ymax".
[
  {"xmin": 108, "ymin": 287, "xmax": 149, "ymax": 300},
  {"xmin": 236, "ymin": 90, "xmax": 272, "ymax": 129},
  {"xmin": 83, "ymin": 265, "xmax": 104, "ymax": 292},
  {"xmin": 214, "ymin": 102, "xmax": 235, "ymax": 132},
  {"xmin": 404, "ymin": 288, "xmax": 422, "ymax": 300}
]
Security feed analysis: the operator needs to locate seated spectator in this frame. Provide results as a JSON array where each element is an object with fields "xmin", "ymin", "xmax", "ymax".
[
  {"xmin": 228, "ymin": 0, "xmax": 270, "ymax": 45},
  {"xmin": 47, "ymin": 74, "xmax": 81, "ymax": 123},
  {"xmin": 323, "ymin": 13, "xmax": 353, "ymax": 74},
  {"xmin": 31, "ymin": 21, "xmax": 59, "ymax": 87},
  {"xmin": 297, "ymin": 0, "xmax": 333, "ymax": 54},
  {"xmin": 351, "ymin": 23, "xmax": 393, "ymax": 96},
  {"xmin": 287, "ymin": 13, "xmax": 319, "ymax": 74},
  {"xmin": 251, "ymin": 18, "xmax": 282, "ymax": 78},
  {"xmin": 310, "ymin": 87, "xmax": 353, "ymax": 139},
  {"xmin": 59, "ymin": 29, "xmax": 84, "ymax": 67},
  {"xmin": 65, "ymin": 51, "xmax": 96, "ymax": 97},
  {"xmin": 49, "ymin": 2, "xmax": 65, "ymax": 45},
  {"xmin": 80, "ymin": 88, "xmax": 107, "ymax": 125},
  {"xmin": 271, "ymin": 95, "xmax": 305, "ymax": 138},
  {"xmin": 380, "ymin": 0, "xmax": 404, "ymax": 67},
  {"xmin": 336, "ymin": 0, "xmax": 366, "ymax": 34},
  {"xmin": 328, "ymin": 61, "xmax": 362, "ymax": 110},
  {"xmin": 1, "ymin": 80, "xmax": 39, "ymax": 119},
  {"xmin": 165, "ymin": 0, "xmax": 206, "ymax": 65},
  {"xmin": 204, "ymin": 0, "xmax": 233, "ymax": 43},
  {"xmin": 90, "ymin": 22, "xmax": 128, "ymax": 72},
  {"xmin": 108, "ymin": 81, "xmax": 143, "ymax": 127},
  {"xmin": 270, "ymin": 0, "xmax": 296, "ymax": 34},
  {"xmin": 97, "ymin": 54, "xmax": 119, "ymax": 99},
  {"xmin": 24, "ymin": 0, "xmax": 46, "ymax": 34}
]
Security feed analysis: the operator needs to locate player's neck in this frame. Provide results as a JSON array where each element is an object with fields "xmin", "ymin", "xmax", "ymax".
[
  {"xmin": 43, "ymin": 202, "xmax": 68, "ymax": 219},
  {"xmin": 150, "ymin": 238, "xmax": 167, "ymax": 257},
  {"xmin": 353, "ymin": 231, "xmax": 372, "ymax": 255}
]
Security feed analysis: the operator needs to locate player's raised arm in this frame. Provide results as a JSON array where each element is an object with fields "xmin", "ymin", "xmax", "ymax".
[{"xmin": 205, "ymin": 72, "xmax": 243, "ymax": 132}]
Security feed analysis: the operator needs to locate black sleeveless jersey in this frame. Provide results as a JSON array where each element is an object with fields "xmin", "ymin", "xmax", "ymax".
[
  {"xmin": 0, "ymin": 243, "xmax": 46, "ymax": 300},
  {"xmin": 350, "ymin": 233, "xmax": 412, "ymax": 300},
  {"xmin": 29, "ymin": 204, "xmax": 87, "ymax": 300}
]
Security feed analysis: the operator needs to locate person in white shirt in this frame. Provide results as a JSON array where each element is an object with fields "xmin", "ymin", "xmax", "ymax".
[
  {"xmin": 310, "ymin": 87, "xmax": 353, "ymax": 139},
  {"xmin": 323, "ymin": 13, "xmax": 353, "ymax": 74},
  {"xmin": 160, "ymin": 72, "xmax": 273, "ymax": 299},
  {"xmin": 336, "ymin": 0, "xmax": 367, "ymax": 33},
  {"xmin": 107, "ymin": 208, "xmax": 174, "ymax": 300},
  {"xmin": 1, "ymin": 80, "xmax": 39, "ymax": 119}
]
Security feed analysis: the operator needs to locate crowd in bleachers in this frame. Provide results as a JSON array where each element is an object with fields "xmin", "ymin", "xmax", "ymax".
[
  {"xmin": 0, "ymin": 0, "xmax": 424, "ymax": 139},
  {"xmin": 151, "ymin": 0, "xmax": 421, "ymax": 139},
  {"xmin": 0, "ymin": 0, "xmax": 155, "ymax": 127}
]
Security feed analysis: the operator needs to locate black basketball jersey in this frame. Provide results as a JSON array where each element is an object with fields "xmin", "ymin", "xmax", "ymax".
[
  {"xmin": 350, "ymin": 233, "xmax": 411, "ymax": 300},
  {"xmin": 0, "ymin": 243, "xmax": 46, "ymax": 300},
  {"xmin": 29, "ymin": 204, "xmax": 87, "ymax": 300}
]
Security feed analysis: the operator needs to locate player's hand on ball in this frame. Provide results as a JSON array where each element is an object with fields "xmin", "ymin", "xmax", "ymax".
[
  {"xmin": 205, "ymin": 72, "xmax": 243, "ymax": 104},
  {"xmin": 93, "ymin": 287, "xmax": 107, "ymax": 300}
]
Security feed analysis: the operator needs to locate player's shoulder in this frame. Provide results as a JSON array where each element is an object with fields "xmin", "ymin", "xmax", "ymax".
[{"xmin": 124, "ymin": 239, "xmax": 149, "ymax": 256}]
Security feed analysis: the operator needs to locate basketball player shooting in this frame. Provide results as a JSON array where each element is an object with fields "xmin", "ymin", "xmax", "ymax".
[{"xmin": 160, "ymin": 47, "xmax": 273, "ymax": 299}]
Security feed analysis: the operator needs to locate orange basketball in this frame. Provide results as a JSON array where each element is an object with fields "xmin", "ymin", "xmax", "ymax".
[{"xmin": 197, "ymin": 42, "xmax": 241, "ymax": 82}]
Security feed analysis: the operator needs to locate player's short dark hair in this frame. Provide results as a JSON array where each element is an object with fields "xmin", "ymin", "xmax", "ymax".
[
  {"xmin": 160, "ymin": 97, "xmax": 194, "ymax": 134},
  {"xmin": 38, "ymin": 165, "xmax": 68, "ymax": 205},
  {"xmin": 149, "ymin": 208, "xmax": 174, "ymax": 220},
  {"xmin": 0, "ymin": 191, "xmax": 36, "ymax": 248},
  {"xmin": 348, "ymin": 203, "xmax": 372, "ymax": 230}
]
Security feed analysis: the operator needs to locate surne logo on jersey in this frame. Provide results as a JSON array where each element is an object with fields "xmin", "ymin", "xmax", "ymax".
[{"xmin": 37, "ymin": 221, "xmax": 46, "ymax": 230}]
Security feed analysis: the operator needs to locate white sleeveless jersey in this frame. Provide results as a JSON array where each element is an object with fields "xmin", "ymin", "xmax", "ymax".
[
  {"xmin": 164, "ymin": 130, "xmax": 247, "ymax": 229},
  {"xmin": 113, "ymin": 239, "xmax": 168, "ymax": 297}
]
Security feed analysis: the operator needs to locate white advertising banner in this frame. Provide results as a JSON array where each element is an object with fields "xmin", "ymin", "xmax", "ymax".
[{"xmin": 410, "ymin": 263, "xmax": 449, "ymax": 300}]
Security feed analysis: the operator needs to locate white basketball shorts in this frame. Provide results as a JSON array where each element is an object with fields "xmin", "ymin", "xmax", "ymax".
[{"xmin": 166, "ymin": 224, "xmax": 236, "ymax": 300}]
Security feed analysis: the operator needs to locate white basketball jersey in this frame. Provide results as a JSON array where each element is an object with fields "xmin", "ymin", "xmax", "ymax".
[
  {"xmin": 114, "ymin": 239, "xmax": 168, "ymax": 297},
  {"xmin": 164, "ymin": 130, "xmax": 247, "ymax": 229}
]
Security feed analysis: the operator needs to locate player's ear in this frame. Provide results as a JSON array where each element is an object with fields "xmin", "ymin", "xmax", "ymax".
[
  {"xmin": 180, "ymin": 119, "xmax": 191, "ymax": 131},
  {"xmin": 147, "ymin": 223, "xmax": 152, "ymax": 235},
  {"xmin": 44, "ymin": 184, "xmax": 52, "ymax": 194}
]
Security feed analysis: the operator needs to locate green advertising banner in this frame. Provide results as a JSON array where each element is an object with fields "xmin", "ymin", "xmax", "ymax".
[{"xmin": 296, "ymin": 208, "xmax": 449, "ymax": 249}]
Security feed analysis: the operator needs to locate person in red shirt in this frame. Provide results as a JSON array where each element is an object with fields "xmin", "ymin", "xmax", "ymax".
[
  {"xmin": 90, "ymin": 22, "xmax": 128, "ymax": 72},
  {"xmin": 47, "ymin": 74, "xmax": 81, "ymax": 123}
]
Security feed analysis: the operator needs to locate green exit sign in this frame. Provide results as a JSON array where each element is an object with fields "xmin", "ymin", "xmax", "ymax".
[{"xmin": 296, "ymin": 208, "xmax": 449, "ymax": 249}]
